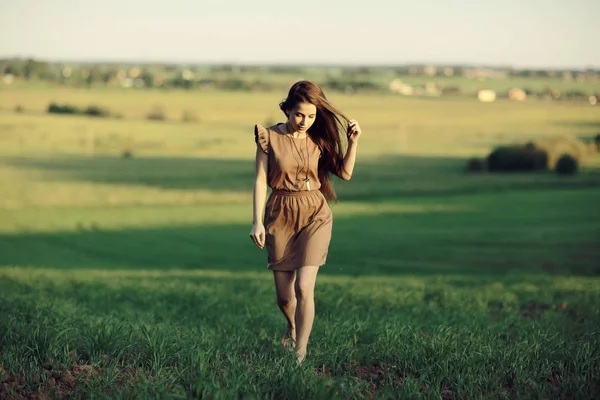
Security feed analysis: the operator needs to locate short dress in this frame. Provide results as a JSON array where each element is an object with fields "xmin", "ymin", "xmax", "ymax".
[{"xmin": 254, "ymin": 123, "xmax": 333, "ymax": 271}]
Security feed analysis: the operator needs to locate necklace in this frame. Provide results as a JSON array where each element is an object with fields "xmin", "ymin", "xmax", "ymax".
[{"xmin": 284, "ymin": 122, "xmax": 310, "ymax": 190}]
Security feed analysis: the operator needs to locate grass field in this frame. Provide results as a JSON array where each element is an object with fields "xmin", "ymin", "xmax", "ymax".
[{"xmin": 1, "ymin": 85, "xmax": 600, "ymax": 399}]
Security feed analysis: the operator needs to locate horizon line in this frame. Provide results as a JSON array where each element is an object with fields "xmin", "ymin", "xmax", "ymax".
[{"xmin": 1, "ymin": 54, "xmax": 598, "ymax": 71}]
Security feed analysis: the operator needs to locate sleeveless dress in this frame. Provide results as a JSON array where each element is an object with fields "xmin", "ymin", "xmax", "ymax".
[{"xmin": 254, "ymin": 123, "xmax": 333, "ymax": 271}]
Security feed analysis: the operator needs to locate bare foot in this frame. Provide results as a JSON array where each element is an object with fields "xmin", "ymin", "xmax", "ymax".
[
  {"xmin": 295, "ymin": 349, "xmax": 306, "ymax": 365},
  {"xmin": 281, "ymin": 325, "xmax": 296, "ymax": 350}
]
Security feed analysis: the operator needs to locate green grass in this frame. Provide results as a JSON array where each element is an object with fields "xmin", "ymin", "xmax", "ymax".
[{"xmin": 1, "ymin": 85, "xmax": 599, "ymax": 399}]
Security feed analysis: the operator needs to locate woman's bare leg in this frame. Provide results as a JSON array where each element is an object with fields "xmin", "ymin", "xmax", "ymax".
[
  {"xmin": 294, "ymin": 265, "xmax": 319, "ymax": 363},
  {"xmin": 273, "ymin": 270, "xmax": 297, "ymax": 349}
]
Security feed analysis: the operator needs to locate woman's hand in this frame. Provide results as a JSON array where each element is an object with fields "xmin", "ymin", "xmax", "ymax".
[
  {"xmin": 347, "ymin": 119, "xmax": 362, "ymax": 144},
  {"xmin": 250, "ymin": 222, "xmax": 266, "ymax": 249}
]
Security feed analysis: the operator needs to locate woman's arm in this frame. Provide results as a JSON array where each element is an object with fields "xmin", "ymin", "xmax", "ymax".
[
  {"xmin": 339, "ymin": 141, "xmax": 358, "ymax": 180},
  {"xmin": 339, "ymin": 119, "xmax": 362, "ymax": 180},
  {"xmin": 250, "ymin": 147, "xmax": 268, "ymax": 248}
]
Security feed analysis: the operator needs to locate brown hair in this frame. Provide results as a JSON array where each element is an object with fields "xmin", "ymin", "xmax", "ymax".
[{"xmin": 279, "ymin": 80, "xmax": 349, "ymax": 202}]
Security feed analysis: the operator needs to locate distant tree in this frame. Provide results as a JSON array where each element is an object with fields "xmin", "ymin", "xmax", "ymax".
[
  {"xmin": 86, "ymin": 69, "xmax": 96, "ymax": 87},
  {"xmin": 23, "ymin": 58, "xmax": 53, "ymax": 79},
  {"xmin": 218, "ymin": 79, "xmax": 251, "ymax": 91},
  {"xmin": 140, "ymin": 70, "xmax": 155, "ymax": 88},
  {"xmin": 102, "ymin": 71, "xmax": 114, "ymax": 86},
  {"xmin": 211, "ymin": 64, "xmax": 235, "ymax": 74},
  {"xmin": 3, "ymin": 63, "xmax": 20, "ymax": 76},
  {"xmin": 268, "ymin": 66, "xmax": 303, "ymax": 75},
  {"xmin": 169, "ymin": 77, "xmax": 193, "ymax": 89}
]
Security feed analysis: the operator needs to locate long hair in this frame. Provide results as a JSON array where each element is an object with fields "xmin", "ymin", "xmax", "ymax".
[{"xmin": 279, "ymin": 80, "xmax": 349, "ymax": 202}]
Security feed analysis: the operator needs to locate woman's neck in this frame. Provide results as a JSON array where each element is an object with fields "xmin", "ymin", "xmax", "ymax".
[{"xmin": 284, "ymin": 121, "xmax": 306, "ymax": 139}]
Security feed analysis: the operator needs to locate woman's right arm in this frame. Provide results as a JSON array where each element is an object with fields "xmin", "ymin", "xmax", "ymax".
[{"xmin": 250, "ymin": 146, "xmax": 268, "ymax": 249}]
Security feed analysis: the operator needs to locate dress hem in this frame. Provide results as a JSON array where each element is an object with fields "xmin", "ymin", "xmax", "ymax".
[{"xmin": 267, "ymin": 262, "xmax": 325, "ymax": 271}]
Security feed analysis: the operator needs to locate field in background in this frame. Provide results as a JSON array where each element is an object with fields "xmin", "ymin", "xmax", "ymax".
[
  {"xmin": 5, "ymin": 65, "xmax": 600, "ymax": 97},
  {"xmin": 1, "ymin": 85, "xmax": 599, "ymax": 399}
]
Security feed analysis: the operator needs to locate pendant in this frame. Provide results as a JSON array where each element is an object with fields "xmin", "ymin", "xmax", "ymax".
[{"xmin": 306, "ymin": 178, "xmax": 311, "ymax": 191}]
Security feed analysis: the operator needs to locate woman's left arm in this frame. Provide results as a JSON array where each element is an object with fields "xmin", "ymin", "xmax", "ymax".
[{"xmin": 339, "ymin": 119, "xmax": 361, "ymax": 180}]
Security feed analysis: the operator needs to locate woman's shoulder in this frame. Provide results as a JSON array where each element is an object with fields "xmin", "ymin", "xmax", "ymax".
[
  {"xmin": 254, "ymin": 124, "xmax": 270, "ymax": 153},
  {"xmin": 268, "ymin": 122, "xmax": 285, "ymax": 133},
  {"xmin": 255, "ymin": 122, "xmax": 284, "ymax": 131},
  {"xmin": 256, "ymin": 122, "xmax": 287, "ymax": 138}
]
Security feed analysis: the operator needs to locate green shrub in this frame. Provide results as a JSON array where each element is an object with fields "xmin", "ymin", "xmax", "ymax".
[
  {"xmin": 147, "ymin": 105, "xmax": 167, "ymax": 121},
  {"xmin": 83, "ymin": 105, "xmax": 111, "ymax": 118},
  {"xmin": 487, "ymin": 145, "xmax": 548, "ymax": 172},
  {"xmin": 529, "ymin": 135, "xmax": 588, "ymax": 169},
  {"xmin": 466, "ymin": 157, "xmax": 486, "ymax": 172},
  {"xmin": 47, "ymin": 102, "xmax": 112, "ymax": 118},
  {"xmin": 182, "ymin": 110, "xmax": 200, "ymax": 123},
  {"xmin": 217, "ymin": 79, "xmax": 251, "ymax": 91},
  {"xmin": 555, "ymin": 154, "xmax": 578, "ymax": 175},
  {"xmin": 487, "ymin": 135, "xmax": 590, "ymax": 173},
  {"xmin": 441, "ymin": 86, "xmax": 461, "ymax": 96},
  {"xmin": 48, "ymin": 102, "xmax": 80, "ymax": 115}
]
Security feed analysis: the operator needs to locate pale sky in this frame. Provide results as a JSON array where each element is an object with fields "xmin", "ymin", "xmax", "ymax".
[{"xmin": 1, "ymin": 0, "xmax": 598, "ymax": 68}]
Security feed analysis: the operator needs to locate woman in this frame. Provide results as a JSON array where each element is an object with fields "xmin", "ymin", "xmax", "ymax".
[{"xmin": 249, "ymin": 80, "xmax": 362, "ymax": 364}]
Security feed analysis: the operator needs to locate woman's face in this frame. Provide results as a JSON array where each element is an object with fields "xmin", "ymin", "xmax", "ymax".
[{"xmin": 288, "ymin": 102, "xmax": 317, "ymax": 133}]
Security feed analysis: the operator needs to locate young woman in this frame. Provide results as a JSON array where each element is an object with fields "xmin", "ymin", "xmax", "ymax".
[{"xmin": 249, "ymin": 80, "xmax": 362, "ymax": 364}]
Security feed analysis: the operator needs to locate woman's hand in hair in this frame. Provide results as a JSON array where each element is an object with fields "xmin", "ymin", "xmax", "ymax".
[{"xmin": 347, "ymin": 119, "xmax": 362, "ymax": 144}]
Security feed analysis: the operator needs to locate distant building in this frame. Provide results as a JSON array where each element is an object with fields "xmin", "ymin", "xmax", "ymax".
[{"xmin": 389, "ymin": 79, "xmax": 414, "ymax": 95}]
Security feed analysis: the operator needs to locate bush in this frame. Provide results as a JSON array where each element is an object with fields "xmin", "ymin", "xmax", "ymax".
[
  {"xmin": 324, "ymin": 79, "xmax": 380, "ymax": 93},
  {"xmin": 565, "ymin": 90, "xmax": 587, "ymax": 100},
  {"xmin": 595, "ymin": 134, "xmax": 600, "ymax": 151},
  {"xmin": 529, "ymin": 135, "xmax": 588, "ymax": 169},
  {"xmin": 486, "ymin": 135, "xmax": 591, "ymax": 173},
  {"xmin": 83, "ymin": 105, "xmax": 111, "ymax": 118},
  {"xmin": 466, "ymin": 157, "xmax": 486, "ymax": 172},
  {"xmin": 48, "ymin": 102, "xmax": 80, "ymax": 115},
  {"xmin": 487, "ymin": 145, "xmax": 548, "ymax": 172},
  {"xmin": 555, "ymin": 154, "xmax": 578, "ymax": 175},
  {"xmin": 441, "ymin": 86, "xmax": 462, "ymax": 96},
  {"xmin": 217, "ymin": 79, "xmax": 251, "ymax": 91},
  {"xmin": 182, "ymin": 110, "xmax": 200, "ymax": 123},
  {"xmin": 14, "ymin": 105, "xmax": 24, "ymax": 113},
  {"xmin": 147, "ymin": 105, "xmax": 167, "ymax": 121},
  {"xmin": 47, "ymin": 102, "xmax": 112, "ymax": 118}
]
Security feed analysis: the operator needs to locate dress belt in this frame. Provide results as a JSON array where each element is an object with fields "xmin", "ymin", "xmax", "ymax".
[{"xmin": 271, "ymin": 189, "xmax": 318, "ymax": 196}]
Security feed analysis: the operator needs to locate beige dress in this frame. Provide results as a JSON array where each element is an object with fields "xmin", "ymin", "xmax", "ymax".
[{"xmin": 254, "ymin": 123, "xmax": 333, "ymax": 271}]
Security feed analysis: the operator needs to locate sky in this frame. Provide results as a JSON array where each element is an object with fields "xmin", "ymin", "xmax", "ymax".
[{"xmin": 1, "ymin": 0, "xmax": 598, "ymax": 69}]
